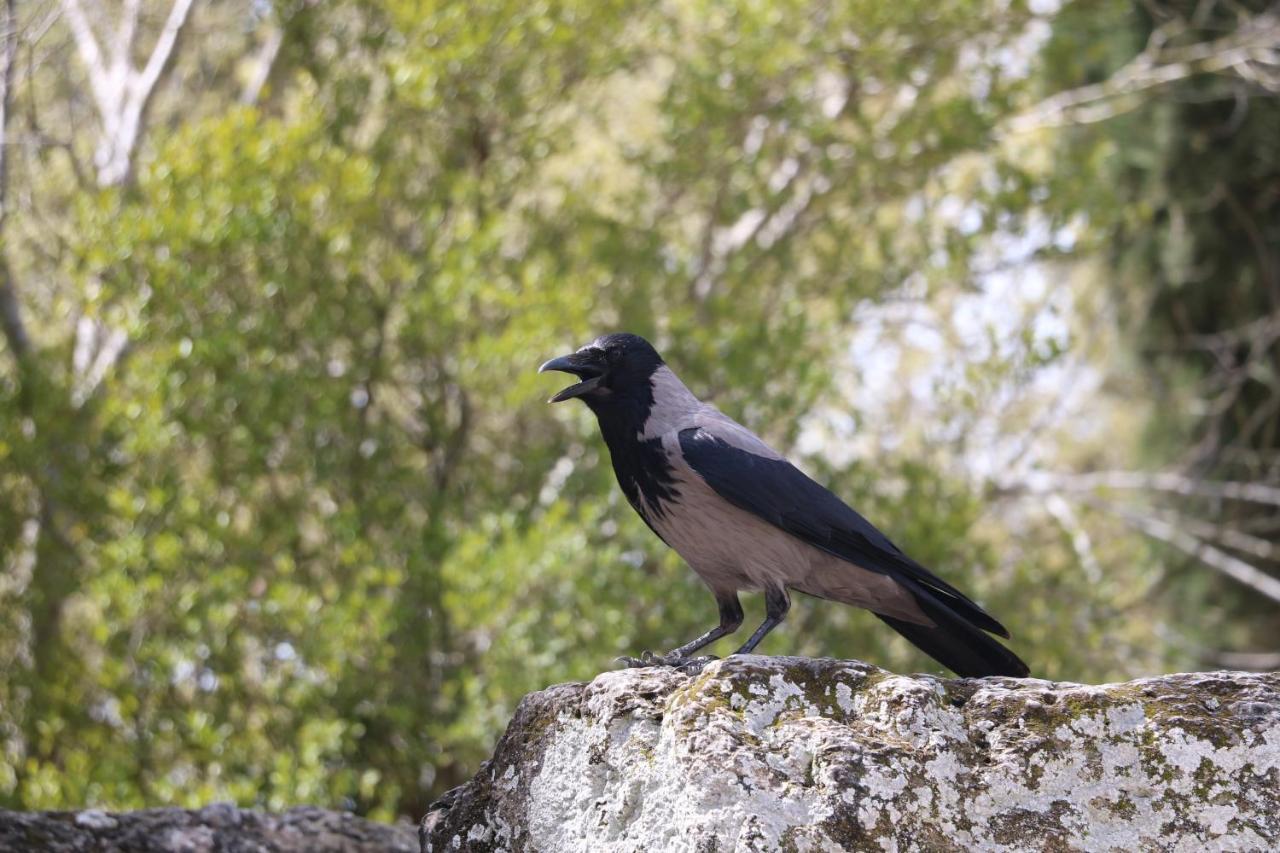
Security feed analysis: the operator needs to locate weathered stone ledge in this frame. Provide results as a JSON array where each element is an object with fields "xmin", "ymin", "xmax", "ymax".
[
  {"xmin": 0, "ymin": 803, "xmax": 417, "ymax": 852},
  {"xmin": 422, "ymin": 655, "xmax": 1280, "ymax": 852}
]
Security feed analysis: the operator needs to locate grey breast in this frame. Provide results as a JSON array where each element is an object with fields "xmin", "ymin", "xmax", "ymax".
[{"xmin": 651, "ymin": 408, "xmax": 932, "ymax": 624}]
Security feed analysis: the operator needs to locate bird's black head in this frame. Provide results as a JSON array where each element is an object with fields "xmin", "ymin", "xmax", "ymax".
[{"xmin": 538, "ymin": 333, "xmax": 665, "ymax": 412}]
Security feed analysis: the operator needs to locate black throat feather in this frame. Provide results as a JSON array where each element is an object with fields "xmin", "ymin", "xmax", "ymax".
[{"xmin": 589, "ymin": 380, "xmax": 680, "ymax": 521}]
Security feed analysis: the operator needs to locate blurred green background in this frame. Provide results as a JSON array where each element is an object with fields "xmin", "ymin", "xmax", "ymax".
[{"xmin": 2, "ymin": 0, "xmax": 1278, "ymax": 822}]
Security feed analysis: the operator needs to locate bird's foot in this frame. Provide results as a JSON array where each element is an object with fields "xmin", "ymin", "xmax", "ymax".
[
  {"xmin": 674, "ymin": 655, "xmax": 719, "ymax": 675},
  {"xmin": 615, "ymin": 651, "xmax": 720, "ymax": 674},
  {"xmin": 615, "ymin": 650, "xmax": 676, "ymax": 668}
]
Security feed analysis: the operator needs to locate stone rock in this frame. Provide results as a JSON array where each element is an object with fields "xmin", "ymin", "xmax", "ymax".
[
  {"xmin": 421, "ymin": 655, "xmax": 1280, "ymax": 852},
  {"xmin": 0, "ymin": 803, "xmax": 417, "ymax": 852}
]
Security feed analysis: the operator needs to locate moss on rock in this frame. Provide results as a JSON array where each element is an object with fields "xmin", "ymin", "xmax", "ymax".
[{"xmin": 422, "ymin": 658, "xmax": 1280, "ymax": 852}]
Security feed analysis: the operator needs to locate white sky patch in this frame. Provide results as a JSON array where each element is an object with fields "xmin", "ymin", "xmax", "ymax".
[
  {"xmin": 539, "ymin": 455, "xmax": 577, "ymax": 505},
  {"xmin": 956, "ymin": 8, "xmax": 1059, "ymax": 101},
  {"xmin": 799, "ymin": 213, "xmax": 1102, "ymax": 486},
  {"xmin": 814, "ymin": 71, "xmax": 849, "ymax": 119}
]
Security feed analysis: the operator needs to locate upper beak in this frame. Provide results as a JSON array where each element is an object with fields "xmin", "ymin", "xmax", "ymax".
[
  {"xmin": 539, "ymin": 353, "xmax": 605, "ymax": 403},
  {"xmin": 538, "ymin": 355, "xmax": 579, "ymax": 376}
]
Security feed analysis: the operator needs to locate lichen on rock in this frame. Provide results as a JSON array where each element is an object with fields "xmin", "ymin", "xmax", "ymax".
[{"xmin": 421, "ymin": 656, "xmax": 1280, "ymax": 852}]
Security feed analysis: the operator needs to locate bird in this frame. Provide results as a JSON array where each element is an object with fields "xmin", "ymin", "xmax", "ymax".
[{"xmin": 539, "ymin": 332, "xmax": 1029, "ymax": 678}]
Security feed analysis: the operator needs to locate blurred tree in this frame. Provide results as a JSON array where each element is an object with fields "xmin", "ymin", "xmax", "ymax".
[
  {"xmin": 0, "ymin": 0, "xmax": 1272, "ymax": 823},
  {"xmin": 1017, "ymin": 0, "xmax": 1280, "ymax": 667}
]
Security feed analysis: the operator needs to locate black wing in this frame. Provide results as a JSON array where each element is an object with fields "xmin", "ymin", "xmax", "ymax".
[{"xmin": 677, "ymin": 426, "xmax": 1010, "ymax": 638}]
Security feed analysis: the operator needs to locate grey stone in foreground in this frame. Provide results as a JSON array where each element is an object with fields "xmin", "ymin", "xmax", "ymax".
[
  {"xmin": 421, "ymin": 656, "xmax": 1280, "ymax": 852},
  {"xmin": 0, "ymin": 803, "xmax": 417, "ymax": 852}
]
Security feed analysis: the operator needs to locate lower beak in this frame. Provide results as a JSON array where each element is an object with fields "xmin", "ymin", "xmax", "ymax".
[{"xmin": 539, "ymin": 355, "xmax": 604, "ymax": 403}]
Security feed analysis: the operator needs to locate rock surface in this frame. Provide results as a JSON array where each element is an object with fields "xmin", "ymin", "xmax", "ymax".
[
  {"xmin": 0, "ymin": 803, "xmax": 417, "ymax": 852},
  {"xmin": 421, "ymin": 655, "xmax": 1280, "ymax": 852}
]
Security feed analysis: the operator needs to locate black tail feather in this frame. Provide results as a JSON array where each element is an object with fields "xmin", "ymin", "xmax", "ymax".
[
  {"xmin": 913, "ymin": 579, "xmax": 1011, "ymax": 639},
  {"xmin": 827, "ymin": 528, "xmax": 1012, "ymax": 638},
  {"xmin": 878, "ymin": 581, "xmax": 1030, "ymax": 678}
]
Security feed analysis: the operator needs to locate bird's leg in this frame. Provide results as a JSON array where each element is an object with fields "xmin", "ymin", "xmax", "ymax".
[
  {"xmin": 666, "ymin": 594, "xmax": 744, "ymax": 660},
  {"xmin": 617, "ymin": 593, "xmax": 743, "ymax": 671},
  {"xmin": 733, "ymin": 586, "xmax": 790, "ymax": 655}
]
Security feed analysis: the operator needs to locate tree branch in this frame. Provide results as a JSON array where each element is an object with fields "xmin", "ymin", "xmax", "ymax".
[
  {"xmin": 0, "ymin": 0, "xmax": 30, "ymax": 362},
  {"xmin": 239, "ymin": 24, "xmax": 283, "ymax": 106},
  {"xmin": 58, "ymin": 0, "xmax": 113, "ymax": 118},
  {"xmin": 1093, "ymin": 499, "xmax": 1280, "ymax": 604},
  {"xmin": 117, "ymin": 0, "xmax": 141, "ymax": 66},
  {"xmin": 1009, "ymin": 469, "xmax": 1280, "ymax": 506},
  {"xmin": 1044, "ymin": 494, "xmax": 1103, "ymax": 583},
  {"xmin": 1210, "ymin": 649, "xmax": 1280, "ymax": 670},
  {"xmin": 62, "ymin": 0, "xmax": 198, "ymax": 187},
  {"xmin": 1004, "ymin": 11, "xmax": 1280, "ymax": 135},
  {"xmin": 135, "ymin": 0, "xmax": 195, "ymax": 101}
]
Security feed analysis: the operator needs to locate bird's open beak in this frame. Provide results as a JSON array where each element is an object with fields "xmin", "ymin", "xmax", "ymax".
[{"xmin": 539, "ymin": 354, "xmax": 605, "ymax": 403}]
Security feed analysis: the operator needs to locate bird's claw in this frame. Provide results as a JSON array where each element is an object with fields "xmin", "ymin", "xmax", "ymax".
[
  {"xmin": 615, "ymin": 651, "xmax": 720, "ymax": 674},
  {"xmin": 615, "ymin": 650, "xmax": 673, "ymax": 668},
  {"xmin": 675, "ymin": 655, "xmax": 719, "ymax": 675}
]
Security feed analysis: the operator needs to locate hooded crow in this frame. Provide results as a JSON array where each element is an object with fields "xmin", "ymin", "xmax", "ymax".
[{"xmin": 540, "ymin": 333, "xmax": 1029, "ymax": 678}]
